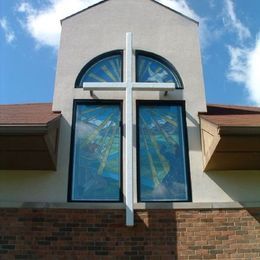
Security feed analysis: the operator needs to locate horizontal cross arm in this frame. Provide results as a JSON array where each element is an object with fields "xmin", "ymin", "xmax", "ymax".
[
  {"xmin": 132, "ymin": 83, "xmax": 176, "ymax": 91},
  {"xmin": 83, "ymin": 82, "xmax": 127, "ymax": 91}
]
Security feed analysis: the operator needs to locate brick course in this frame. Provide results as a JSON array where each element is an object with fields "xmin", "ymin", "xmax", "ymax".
[{"xmin": 0, "ymin": 208, "xmax": 259, "ymax": 259}]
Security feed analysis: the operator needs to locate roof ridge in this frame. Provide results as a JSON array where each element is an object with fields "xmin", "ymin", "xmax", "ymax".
[
  {"xmin": 206, "ymin": 104, "xmax": 260, "ymax": 114},
  {"xmin": 207, "ymin": 103, "xmax": 260, "ymax": 109},
  {"xmin": 60, "ymin": 0, "xmax": 198, "ymax": 24}
]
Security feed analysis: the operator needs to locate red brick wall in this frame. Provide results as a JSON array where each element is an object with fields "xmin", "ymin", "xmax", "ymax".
[{"xmin": 0, "ymin": 208, "xmax": 259, "ymax": 259}]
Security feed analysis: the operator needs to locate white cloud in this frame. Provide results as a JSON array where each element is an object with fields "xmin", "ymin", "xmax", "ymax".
[
  {"xmin": 17, "ymin": 0, "xmax": 100, "ymax": 48},
  {"xmin": 156, "ymin": 0, "xmax": 199, "ymax": 21},
  {"xmin": 227, "ymin": 36, "xmax": 260, "ymax": 105},
  {"xmin": 199, "ymin": 18, "xmax": 212, "ymax": 50},
  {"xmin": 208, "ymin": 0, "xmax": 215, "ymax": 9},
  {"xmin": 247, "ymin": 37, "xmax": 260, "ymax": 104},
  {"xmin": 227, "ymin": 46, "xmax": 249, "ymax": 84},
  {"xmin": 223, "ymin": 0, "xmax": 251, "ymax": 42},
  {"xmin": 224, "ymin": 0, "xmax": 260, "ymax": 105},
  {"xmin": 17, "ymin": 0, "xmax": 210, "ymax": 50},
  {"xmin": 0, "ymin": 17, "xmax": 16, "ymax": 43},
  {"xmin": 157, "ymin": 0, "xmax": 212, "ymax": 50}
]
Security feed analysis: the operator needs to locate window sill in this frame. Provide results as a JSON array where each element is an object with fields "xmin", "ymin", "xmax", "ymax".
[{"xmin": 0, "ymin": 201, "xmax": 260, "ymax": 209}]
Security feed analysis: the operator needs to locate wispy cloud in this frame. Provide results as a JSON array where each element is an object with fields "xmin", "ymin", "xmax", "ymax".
[
  {"xmin": 227, "ymin": 46, "xmax": 249, "ymax": 84},
  {"xmin": 156, "ymin": 0, "xmax": 199, "ymax": 21},
  {"xmin": 228, "ymin": 36, "xmax": 260, "ymax": 105},
  {"xmin": 157, "ymin": 0, "xmax": 213, "ymax": 50},
  {"xmin": 17, "ymin": 0, "xmax": 100, "ymax": 48},
  {"xmin": 246, "ymin": 36, "xmax": 260, "ymax": 104},
  {"xmin": 223, "ymin": 0, "xmax": 251, "ymax": 42},
  {"xmin": 0, "ymin": 17, "xmax": 16, "ymax": 44},
  {"xmin": 208, "ymin": 0, "xmax": 216, "ymax": 9},
  {"xmin": 224, "ymin": 0, "xmax": 260, "ymax": 105}
]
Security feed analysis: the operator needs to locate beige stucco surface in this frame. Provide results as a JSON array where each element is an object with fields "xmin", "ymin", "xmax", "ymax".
[{"xmin": 0, "ymin": 0, "xmax": 259, "ymax": 204}]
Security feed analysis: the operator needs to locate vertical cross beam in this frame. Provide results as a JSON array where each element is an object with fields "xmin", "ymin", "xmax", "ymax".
[
  {"xmin": 83, "ymin": 32, "xmax": 175, "ymax": 227},
  {"xmin": 125, "ymin": 32, "xmax": 134, "ymax": 226}
]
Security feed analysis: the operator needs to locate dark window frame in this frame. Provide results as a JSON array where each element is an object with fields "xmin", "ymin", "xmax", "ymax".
[
  {"xmin": 135, "ymin": 50, "xmax": 184, "ymax": 89},
  {"xmin": 68, "ymin": 99, "xmax": 123, "ymax": 202},
  {"xmin": 74, "ymin": 50, "xmax": 124, "ymax": 88},
  {"xmin": 136, "ymin": 100, "xmax": 192, "ymax": 202}
]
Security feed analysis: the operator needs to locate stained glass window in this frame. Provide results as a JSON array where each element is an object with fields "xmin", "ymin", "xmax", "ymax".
[
  {"xmin": 137, "ymin": 102, "xmax": 190, "ymax": 202},
  {"xmin": 71, "ymin": 102, "xmax": 122, "ymax": 201},
  {"xmin": 76, "ymin": 51, "xmax": 123, "ymax": 87},
  {"xmin": 136, "ymin": 52, "xmax": 182, "ymax": 87}
]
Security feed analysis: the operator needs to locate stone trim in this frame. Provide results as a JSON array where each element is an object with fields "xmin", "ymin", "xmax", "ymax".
[{"xmin": 0, "ymin": 201, "xmax": 259, "ymax": 209}]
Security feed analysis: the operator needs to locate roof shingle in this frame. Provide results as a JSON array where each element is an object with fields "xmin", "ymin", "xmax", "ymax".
[
  {"xmin": 199, "ymin": 104, "xmax": 260, "ymax": 127},
  {"xmin": 0, "ymin": 103, "xmax": 61, "ymax": 125}
]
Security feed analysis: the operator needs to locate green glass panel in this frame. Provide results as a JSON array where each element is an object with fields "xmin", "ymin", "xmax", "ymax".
[{"xmin": 71, "ymin": 103, "xmax": 121, "ymax": 201}]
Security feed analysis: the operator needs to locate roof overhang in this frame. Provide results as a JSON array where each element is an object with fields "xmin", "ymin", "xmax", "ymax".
[
  {"xmin": 200, "ymin": 117, "xmax": 260, "ymax": 171},
  {"xmin": 0, "ymin": 116, "xmax": 61, "ymax": 171}
]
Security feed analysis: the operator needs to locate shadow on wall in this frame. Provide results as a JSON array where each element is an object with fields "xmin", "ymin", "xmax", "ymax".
[
  {"xmin": 134, "ymin": 209, "xmax": 178, "ymax": 258},
  {"xmin": 186, "ymin": 126, "xmax": 201, "ymax": 151},
  {"xmin": 247, "ymin": 208, "xmax": 260, "ymax": 224},
  {"xmin": 159, "ymin": 89, "xmax": 183, "ymax": 101},
  {"xmin": 1, "ymin": 207, "xmax": 259, "ymax": 258},
  {"xmin": 0, "ymin": 207, "xmax": 179, "ymax": 258},
  {"xmin": 160, "ymin": 91, "xmax": 202, "ymax": 152},
  {"xmin": 0, "ymin": 116, "xmax": 72, "ymax": 203},
  {"xmin": 185, "ymin": 111, "xmax": 202, "ymax": 152},
  {"xmin": 207, "ymin": 171, "xmax": 260, "ymax": 202}
]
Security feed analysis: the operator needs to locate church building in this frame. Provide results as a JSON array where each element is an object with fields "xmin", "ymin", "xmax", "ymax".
[{"xmin": 0, "ymin": 0, "xmax": 259, "ymax": 258}]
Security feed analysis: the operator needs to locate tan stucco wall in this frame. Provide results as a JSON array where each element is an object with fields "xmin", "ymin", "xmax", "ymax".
[{"xmin": 0, "ymin": 0, "xmax": 259, "ymax": 204}]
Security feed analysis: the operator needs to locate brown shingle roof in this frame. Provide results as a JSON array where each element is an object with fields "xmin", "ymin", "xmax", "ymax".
[
  {"xmin": 199, "ymin": 104, "xmax": 260, "ymax": 127},
  {"xmin": 0, "ymin": 103, "xmax": 61, "ymax": 125},
  {"xmin": 2, "ymin": 103, "xmax": 260, "ymax": 127}
]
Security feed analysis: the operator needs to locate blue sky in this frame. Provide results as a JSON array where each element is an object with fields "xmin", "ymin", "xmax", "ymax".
[{"xmin": 0, "ymin": 0, "xmax": 260, "ymax": 106}]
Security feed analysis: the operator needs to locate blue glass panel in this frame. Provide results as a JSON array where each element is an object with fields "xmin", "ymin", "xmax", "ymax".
[
  {"xmin": 72, "ymin": 103, "xmax": 121, "ymax": 201},
  {"xmin": 137, "ymin": 55, "xmax": 180, "ymax": 85},
  {"xmin": 80, "ymin": 54, "xmax": 122, "ymax": 85},
  {"xmin": 138, "ymin": 105, "xmax": 189, "ymax": 201}
]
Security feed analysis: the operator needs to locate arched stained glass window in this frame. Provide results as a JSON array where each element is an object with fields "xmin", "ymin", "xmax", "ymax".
[
  {"xmin": 136, "ymin": 51, "xmax": 183, "ymax": 88},
  {"xmin": 75, "ymin": 50, "xmax": 123, "ymax": 87}
]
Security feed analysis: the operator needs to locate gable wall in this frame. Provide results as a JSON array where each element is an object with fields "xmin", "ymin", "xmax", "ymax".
[{"xmin": 53, "ymin": 0, "xmax": 208, "ymax": 203}]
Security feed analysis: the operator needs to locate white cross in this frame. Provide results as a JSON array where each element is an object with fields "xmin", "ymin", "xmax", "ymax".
[{"xmin": 83, "ymin": 32, "xmax": 175, "ymax": 226}]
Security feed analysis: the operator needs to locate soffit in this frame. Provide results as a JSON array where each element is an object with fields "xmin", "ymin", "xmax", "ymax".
[
  {"xmin": 0, "ymin": 103, "xmax": 61, "ymax": 171},
  {"xmin": 199, "ymin": 104, "xmax": 260, "ymax": 171}
]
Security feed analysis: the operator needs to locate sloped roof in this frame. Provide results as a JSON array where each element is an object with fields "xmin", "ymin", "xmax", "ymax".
[
  {"xmin": 61, "ymin": 0, "xmax": 198, "ymax": 24},
  {"xmin": 199, "ymin": 104, "xmax": 260, "ymax": 127},
  {"xmin": 0, "ymin": 103, "xmax": 61, "ymax": 126},
  {"xmin": 2, "ymin": 103, "xmax": 260, "ymax": 128}
]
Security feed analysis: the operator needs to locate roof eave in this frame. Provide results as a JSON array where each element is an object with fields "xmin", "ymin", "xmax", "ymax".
[
  {"xmin": 0, "ymin": 114, "xmax": 61, "ymax": 135},
  {"xmin": 218, "ymin": 125, "xmax": 260, "ymax": 136},
  {"xmin": 0, "ymin": 125, "xmax": 49, "ymax": 135},
  {"xmin": 200, "ymin": 115, "xmax": 260, "ymax": 135}
]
